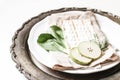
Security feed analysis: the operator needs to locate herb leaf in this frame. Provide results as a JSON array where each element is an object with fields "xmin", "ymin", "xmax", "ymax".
[
  {"xmin": 94, "ymin": 33, "xmax": 108, "ymax": 49},
  {"xmin": 50, "ymin": 25, "xmax": 65, "ymax": 48},
  {"xmin": 50, "ymin": 25, "xmax": 64, "ymax": 39},
  {"xmin": 37, "ymin": 26, "xmax": 67, "ymax": 53},
  {"xmin": 37, "ymin": 33, "xmax": 54, "ymax": 43}
]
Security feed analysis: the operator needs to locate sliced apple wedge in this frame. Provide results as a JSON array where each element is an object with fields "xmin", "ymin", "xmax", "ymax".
[
  {"xmin": 69, "ymin": 47, "xmax": 92, "ymax": 65},
  {"xmin": 78, "ymin": 41, "xmax": 101, "ymax": 59}
]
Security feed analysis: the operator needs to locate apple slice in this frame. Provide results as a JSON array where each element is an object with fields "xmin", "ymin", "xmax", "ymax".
[
  {"xmin": 69, "ymin": 47, "xmax": 92, "ymax": 65},
  {"xmin": 78, "ymin": 41, "xmax": 101, "ymax": 59}
]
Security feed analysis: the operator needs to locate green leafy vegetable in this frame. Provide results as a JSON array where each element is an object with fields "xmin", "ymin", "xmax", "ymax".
[
  {"xmin": 94, "ymin": 33, "xmax": 108, "ymax": 50},
  {"xmin": 50, "ymin": 25, "xmax": 64, "ymax": 39},
  {"xmin": 50, "ymin": 25, "xmax": 65, "ymax": 48},
  {"xmin": 37, "ymin": 33, "xmax": 54, "ymax": 43},
  {"xmin": 37, "ymin": 25, "xmax": 67, "ymax": 53}
]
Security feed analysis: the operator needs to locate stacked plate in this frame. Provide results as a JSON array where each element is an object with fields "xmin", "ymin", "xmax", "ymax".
[{"xmin": 11, "ymin": 7, "xmax": 120, "ymax": 80}]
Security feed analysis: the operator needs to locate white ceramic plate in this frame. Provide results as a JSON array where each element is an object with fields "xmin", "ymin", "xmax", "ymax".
[{"xmin": 28, "ymin": 11, "xmax": 120, "ymax": 74}]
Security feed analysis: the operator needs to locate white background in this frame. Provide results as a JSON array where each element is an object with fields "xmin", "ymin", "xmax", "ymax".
[{"xmin": 0, "ymin": 0, "xmax": 120, "ymax": 80}]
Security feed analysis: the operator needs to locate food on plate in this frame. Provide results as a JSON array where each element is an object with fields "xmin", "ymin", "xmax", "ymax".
[
  {"xmin": 37, "ymin": 25, "xmax": 67, "ymax": 53},
  {"xmin": 78, "ymin": 41, "xmax": 101, "ymax": 59},
  {"xmin": 70, "ymin": 47, "xmax": 92, "ymax": 65},
  {"xmin": 37, "ymin": 11, "xmax": 119, "ymax": 70}
]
